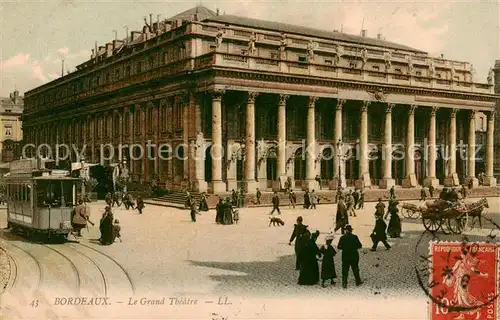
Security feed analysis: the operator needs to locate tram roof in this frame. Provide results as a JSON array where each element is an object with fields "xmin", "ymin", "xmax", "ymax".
[{"xmin": 5, "ymin": 175, "xmax": 80, "ymax": 181}]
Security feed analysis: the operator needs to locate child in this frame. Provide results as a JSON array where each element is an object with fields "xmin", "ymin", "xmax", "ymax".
[
  {"xmin": 112, "ymin": 219, "xmax": 122, "ymax": 243},
  {"xmin": 233, "ymin": 208, "xmax": 239, "ymax": 224},
  {"xmin": 319, "ymin": 234, "xmax": 337, "ymax": 287}
]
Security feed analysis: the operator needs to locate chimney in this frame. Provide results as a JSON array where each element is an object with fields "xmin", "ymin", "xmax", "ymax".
[
  {"xmin": 131, "ymin": 31, "xmax": 142, "ymax": 41},
  {"xmin": 150, "ymin": 13, "xmax": 153, "ymax": 30},
  {"xmin": 91, "ymin": 49, "xmax": 95, "ymax": 59},
  {"xmin": 98, "ymin": 46, "xmax": 105, "ymax": 52},
  {"xmin": 361, "ymin": 29, "xmax": 367, "ymax": 37},
  {"xmin": 106, "ymin": 43, "xmax": 113, "ymax": 57},
  {"xmin": 377, "ymin": 33, "xmax": 382, "ymax": 39},
  {"xmin": 216, "ymin": 8, "xmax": 220, "ymax": 16},
  {"xmin": 440, "ymin": 54, "xmax": 444, "ymax": 58}
]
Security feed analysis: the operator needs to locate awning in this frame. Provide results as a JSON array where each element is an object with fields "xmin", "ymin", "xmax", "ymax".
[{"xmin": 71, "ymin": 162, "xmax": 99, "ymax": 171}]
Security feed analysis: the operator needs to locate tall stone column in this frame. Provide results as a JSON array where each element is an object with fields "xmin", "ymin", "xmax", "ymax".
[
  {"xmin": 484, "ymin": 111, "xmax": 497, "ymax": 186},
  {"xmin": 211, "ymin": 89, "xmax": 226, "ymax": 193},
  {"xmin": 466, "ymin": 110, "xmax": 479, "ymax": 187},
  {"xmin": 333, "ymin": 99, "xmax": 346, "ymax": 189},
  {"xmin": 356, "ymin": 101, "xmax": 371, "ymax": 189},
  {"xmin": 424, "ymin": 107, "xmax": 439, "ymax": 187},
  {"xmin": 444, "ymin": 109, "xmax": 459, "ymax": 186},
  {"xmin": 302, "ymin": 96, "xmax": 319, "ymax": 190},
  {"xmin": 140, "ymin": 106, "xmax": 147, "ymax": 182},
  {"xmin": 277, "ymin": 94, "xmax": 289, "ymax": 180},
  {"xmin": 403, "ymin": 105, "xmax": 418, "ymax": 187},
  {"xmin": 380, "ymin": 103, "xmax": 395, "ymax": 189},
  {"xmin": 244, "ymin": 92, "xmax": 259, "ymax": 193}
]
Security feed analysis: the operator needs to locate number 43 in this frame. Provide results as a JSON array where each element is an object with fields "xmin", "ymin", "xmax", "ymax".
[{"xmin": 30, "ymin": 300, "xmax": 39, "ymax": 307}]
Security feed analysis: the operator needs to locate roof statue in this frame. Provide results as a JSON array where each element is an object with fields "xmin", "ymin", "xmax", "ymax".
[
  {"xmin": 487, "ymin": 68, "xmax": 494, "ymax": 85},
  {"xmin": 248, "ymin": 32, "xmax": 256, "ymax": 55},
  {"xmin": 215, "ymin": 27, "xmax": 224, "ymax": 49},
  {"xmin": 307, "ymin": 40, "xmax": 315, "ymax": 62}
]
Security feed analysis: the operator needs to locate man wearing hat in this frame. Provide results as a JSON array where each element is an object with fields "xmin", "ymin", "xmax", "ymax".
[
  {"xmin": 335, "ymin": 196, "xmax": 349, "ymax": 234},
  {"xmin": 370, "ymin": 214, "xmax": 391, "ymax": 251},
  {"xmin": 375, "ymin": 198, "xmax": 385, "ymax": 217},
  {"xmin": 337, "ymin": 225, "xmax": 363, "ymax": 288}
]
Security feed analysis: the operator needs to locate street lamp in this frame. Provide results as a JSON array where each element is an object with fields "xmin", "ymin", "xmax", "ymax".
[
  {"xmin": 336, "ymin": 139, "xmax": 345, "ymax": 189},
  {"xmin": 80, "ymin": 157, "xmax": 86, "ymax": 199}
]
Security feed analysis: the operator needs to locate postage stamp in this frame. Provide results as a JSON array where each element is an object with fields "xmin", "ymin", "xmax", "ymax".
[{"xmin": 428, "ymin": 242, "xmax": 498, "ymax": 320}]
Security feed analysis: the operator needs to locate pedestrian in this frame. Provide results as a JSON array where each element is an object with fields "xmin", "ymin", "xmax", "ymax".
[
  {"xmin": 215, "ymin": 198, "xmax": 223, "ymax": 224},
  {"xmin": 256, "ymin": 188, "xmax": 261, "ymax": 205},
  {"xmin": 303, "ymin": 190, "xmax": 311, "ymax": 209},
  {"xmin": 233, "ymin": 208, "xmax": 239, "ymax": 224},
  {"xmin": 99, "ymin": 206, "xmax": 114, "ymax": 245},
  {"xmin": 389, "ymin": 186, "xmax": 395, "ymax": 200},
  {"xmin": 357, "ymin": 189, "xmax": 364, "ymax": 209},
  {"xmin": 84, "ymin": 193, "xmax": 91, "ymax": 203},
  {"xmin": 420, "ymin": 188, "xmax": 427, "ymax": 201},
  {"xmin": 112, "ymin": 192, "xmax": 121, "ymax": 207},
  {"xmin": 270, "ymin": 192, "xmax": 281, "ymax": 215},
  {"xmin": 222, "ymin": 198, "xmax": 234, "ymax": 224},
  {"xmin": 449, "ymin": 188, "xmax": 459, "ymax": 202},
  {"xmin": 112, "ymin": 219, "xmax": 122, "ymax": 243},
  {"xmin": 289, "ymin": 216, "xmax": 308, "ymax": 270},
  {"xmin": 429, "ymin": 185, "xmax": 435, "ymax": 198},
  {"xmin": 238, "ymin": 188, "xmax": 245, "ymax": 208},
  {"xmin": 72, "ymin": 199, "xmax": 89, "ymax": 237},
  {"xmin": 231, "ymin": 189, "xmax": 238, "ymax": 206},
  {"xmin": 136, "ymin": 196, "xmax": 145, "ymax": 214},
  {"xmin": 334, "ymin": 196, "xmax": 349, "ymax": 234},
  {"xmin": 319, "ymin": 234, "xmax": 337, "ymax": 287},
  {"xmin": 297, "ymin": 230, "xmax": 320, "ymax": 285},
  {"xmin": 289, "ymin": 190, "xmax": 296, "ymax": 209},
  {"xmin": 199, "ymin": 192, "xmax": 209, "ymax": 211},
  {"xmin": 352, "ymin": 189, "xmax": 359, "ymax": 209},
  {"xmin": 346, "ymin": 191, "xmax": 356, "ymax": 217},
  {"xmin": 461, "ymin": 184, "xmax": 467, "ymax": 199},
  {"xmin": 375, "ymin": 198, "xmax": 385, "ymax": 217},
  {"xmin": 310, "ymin": 190, "xmax": 317, "ymax": 209},
  {"xmin": 337, "ymin": 225, "xmax": 363, "ymax": 288},
  {"xmin": 385, "ymin": 199, "xmax": 401, "ymax": 238},
  {"xmin": 105, "ymin": 192, "xmax": 112, "ymax": 207},
  {"xmin": 370, "ymin": 214, "xmax": 391, "ymax": 251},
  {"xmin": 190, "ymin": 201, "xmax": 198, "ymax": 222}
]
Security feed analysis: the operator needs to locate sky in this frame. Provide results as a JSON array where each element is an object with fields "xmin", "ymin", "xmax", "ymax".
[{"xmin": 0, "ymin": 0, "xmax": 498, "ymax": 97}]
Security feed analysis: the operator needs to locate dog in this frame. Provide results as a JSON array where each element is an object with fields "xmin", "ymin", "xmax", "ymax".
[{"xmin": 269, "ymin": 217, "xmax": 285, "ymax": 227}]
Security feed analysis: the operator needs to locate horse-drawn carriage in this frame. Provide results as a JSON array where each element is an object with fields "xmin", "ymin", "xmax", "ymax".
[{"xmin": 400, "ymin": 198, "xmax": 489, "ymax": 234}]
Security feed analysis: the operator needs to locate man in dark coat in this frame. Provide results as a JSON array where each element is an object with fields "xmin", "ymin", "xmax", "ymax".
[
  {"xmin": 289, "ymin": 216, "xmax": 308, "ymax": 270},
  {"xmin": 375, "ymin": 198, "xmax": 385, "ymax": 217},
  {"xmin": 256, "ymin": 188, "xmax": 261, "ymax": 205},
  {"xmin": 357, "ymin": 190, "xmax": 365, "ymax": 209},
  {"xmin": 370, "ymin": 214, "xmax": 391, "ymax": 251},
  {"xmin": 337, "ymin": 225, "xmax": 362, "ymax": 288},
  {"xmin": 449, "ymin": 188, "xmax": 459, "ymax": 202},
  {"xmin": 99, "ymin": 206, "xmax": 114, "ymax": 245},
  {"xmin": 303, "ymin": 190, "xmax": 311, "ymax": 209},
  {"xmin": 352, "ymin": 189, "xmax": 359, "ymax": 209},
  {"xmin": 461, "ymin": 184, "xmax": 467, "ymax": 199},
  {"xmin": 335, "ymin": 196, "xmax": 349, "ymax": 234},
  {"xmin": 270, "ymin": 192, "xmax": 281, "ymax": 215},
  {"xmin": 429, "ymin": 185, "xmax": 435, "ymax": 198},
  {"xmin": 389, "ymin": 186, "xmax": 395, "ymax": 199},
  {"xmin": 215, "ymin": 198, "xmax": 223, "ymax": 224},
  {"xmin": 420, "ymin": 188, "xmax": 427, "ymax": 201}
]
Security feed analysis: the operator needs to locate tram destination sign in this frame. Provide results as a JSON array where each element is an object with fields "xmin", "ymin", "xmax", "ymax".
[{"xmin": 9, "ymin": 159, "xmax": 35, "ymax": 176}]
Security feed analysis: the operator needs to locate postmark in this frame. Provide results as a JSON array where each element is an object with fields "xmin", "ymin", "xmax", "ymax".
[{"xmin": 428, "ymin": 242, "xmax": 498, "ymax": 320}]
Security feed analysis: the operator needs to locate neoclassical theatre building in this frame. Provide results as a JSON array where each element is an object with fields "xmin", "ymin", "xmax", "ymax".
[{"xmin": 22, "ymin": 6, "xmax": 498, "ymax": 193}]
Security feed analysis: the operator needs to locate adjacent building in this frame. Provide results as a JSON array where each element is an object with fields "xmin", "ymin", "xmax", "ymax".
[
  {"xmin": 21, "ymin": 6, "xmax": 498, "ymax": 193},
  {"xmin": 0, "ymin": 90, "xmax": 23, "ymax": 163}
]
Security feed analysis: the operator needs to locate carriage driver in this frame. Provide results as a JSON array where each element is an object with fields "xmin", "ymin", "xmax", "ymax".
[{"xmin": 72, "ymin": 199, "xmax": 90, "ymax": 237}]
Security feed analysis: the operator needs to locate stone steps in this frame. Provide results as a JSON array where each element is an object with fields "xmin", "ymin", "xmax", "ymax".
[{"xmin": 144, "ymin": 186, "xmax": 500, "ymax": 210}]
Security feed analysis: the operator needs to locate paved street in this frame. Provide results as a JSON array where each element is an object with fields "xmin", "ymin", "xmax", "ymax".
[{"xmin": 0, "ymin": 197, "xmax": 499, "ymax": 319}]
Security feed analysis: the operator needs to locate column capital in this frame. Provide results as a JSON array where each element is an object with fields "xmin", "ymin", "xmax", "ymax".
[
  {"xmin": 450, "ymin": 108, "xmax": 458, "ymax": 118},
  {"xmin": 385, "ymin": 103, "xmax": 395, "ymax": 113},
  {"xmin": 247, "ymin": 91, "xmax": 259, "ymax": 103},
  {"xmin": 308, "ymin": 96, "xmax": 319, "ymax": 107},
  {"xmin": 278, "ymin": 94, "xmax": 290, "ymax": 106},
  {"xmin": 336, "ymin": 99, "xmax": 346, "ymax": 110},
  {"xmin": 408, "ymin": 105, "xmax": 417, "ymax": 115},
  {"xmin": 209, "ymin": 89, "xmax": 225, "ymax": 101},
  {"xmin": 361, "ymin": 101, "xmax": 371, "ymax": 112},
  {"xmin": 176, "ymin": 93, "xmax": 190, "ymax": 104},
  {"xmin": 469, "ymin": 109, "xmax": 476, "ymax": 120},
  {"xmin": 430, "ymin": 106, "xmax": 439, "ymax": 116}
]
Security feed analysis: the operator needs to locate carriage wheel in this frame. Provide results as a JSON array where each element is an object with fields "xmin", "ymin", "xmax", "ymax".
[
  {"xmin": 409, "ymin": 209, "xmax": 420, "ymax": 219},
  {"xmin": 441, "ymin": 218, "xmax": 453, "ymax": 234},
  {"xmin": 402, "ymin": 209, "xmax": 412, "ymax": 219},
  {"xmin": 423, "ymin": 217, "xmax": 442, "ymax": 233},
  {"xmin": 462, "ymin": 213, "xmax": 473, "ymax": 231},
  {"xmin": 447, "ymin": 216, "xmax": 466, "ymax": 234}
]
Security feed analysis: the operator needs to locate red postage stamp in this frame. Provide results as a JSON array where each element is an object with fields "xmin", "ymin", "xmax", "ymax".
[{"xmin": 429, "ymin": 242, "xmax": 498, "ymax": 320}]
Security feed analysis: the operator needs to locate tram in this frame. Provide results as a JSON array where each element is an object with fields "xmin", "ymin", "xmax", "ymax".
[{"xmin": 5, "ymin": 159, "xmax": 79, "ymax": 241}]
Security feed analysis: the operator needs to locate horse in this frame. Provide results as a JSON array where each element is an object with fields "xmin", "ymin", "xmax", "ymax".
[{"xmin": 456, "ymin": 198, "xmax": 489, "ymax": 229}]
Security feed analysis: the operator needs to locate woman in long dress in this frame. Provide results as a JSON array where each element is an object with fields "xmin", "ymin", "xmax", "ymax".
[
  {"xmin": 386, "ymin": 199, "xmax": 402, "ymax": 238},
  {"xmin": 297, "ymin": 231, "xmax": 320, "ymax": 285},
  {"xmin": 99, "ymin": 207, "xmax": 114, "ymax": 245},
  {"xmin": 319, "ymin": 235, "xmax": 337, "ymax": 287}
]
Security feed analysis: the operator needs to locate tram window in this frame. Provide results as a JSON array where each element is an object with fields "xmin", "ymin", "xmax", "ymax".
[
  {"xmin": 25, "ymin": 185, "xmax": 31, "ymax": 203},
  {"xmin": 61, "ymin": 181, "xmax": 74, "ymax": 206},
  {"xmin": 36, "ymin": 181, "xmax": 62, "ymax": 207}
]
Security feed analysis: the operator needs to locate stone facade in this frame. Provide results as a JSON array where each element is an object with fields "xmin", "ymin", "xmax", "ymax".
[
  {"xmin": 0, "ymin": 90, "xmax": 23, "ymax": 163},
  {"xmin": 22, "ymin": 6, "xmax": 498, "ymax": 193}
]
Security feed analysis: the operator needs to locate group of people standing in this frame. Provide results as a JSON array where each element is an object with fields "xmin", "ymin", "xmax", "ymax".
[
  {"xmin": 105, "ymin": 191, "xmax": 144, "ymax": 214},
  {"xmin": 289, "ymin": 216, "xmax": 363, "ymax": 288}
]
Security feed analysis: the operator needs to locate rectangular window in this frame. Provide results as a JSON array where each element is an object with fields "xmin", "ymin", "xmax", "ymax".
[
  {"xmin": 270, "ymin": 51, "xmax": 279, "ymax": 59},
  {"xmin": 325, "ymin": 59, "xmax": 332, "ymax": 65},
  {"xmin": 349, "ymin": 62, "xmax": 357, "ymax": 68},
  {"xmin": 372, "ymin": 65, "xmax": 379, "ymax": 70},
  {"xmin": 395, "ymin": 68, "xmax": 401, "ymax": 73},
  {"xmin": 416, "ymin": 71, "xmax": 422, "ymax": 76},
  {"xmin": 4, "ymin": 124, "xmax": 12, "ymax": 137},
  {"xmin": 298, "ymin": 56, "xmax": 307, "ymax": 62},
  {"xmin": 147, "ymin": 108, "xmax": 153, "ymax": 132},
  {"xmin": 125, "ymin": 66, "xmax": 131, "ymax": 77},
  {"xmin": 164, "ymin": 52, "xmax": 169, "ymax": 64}
]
